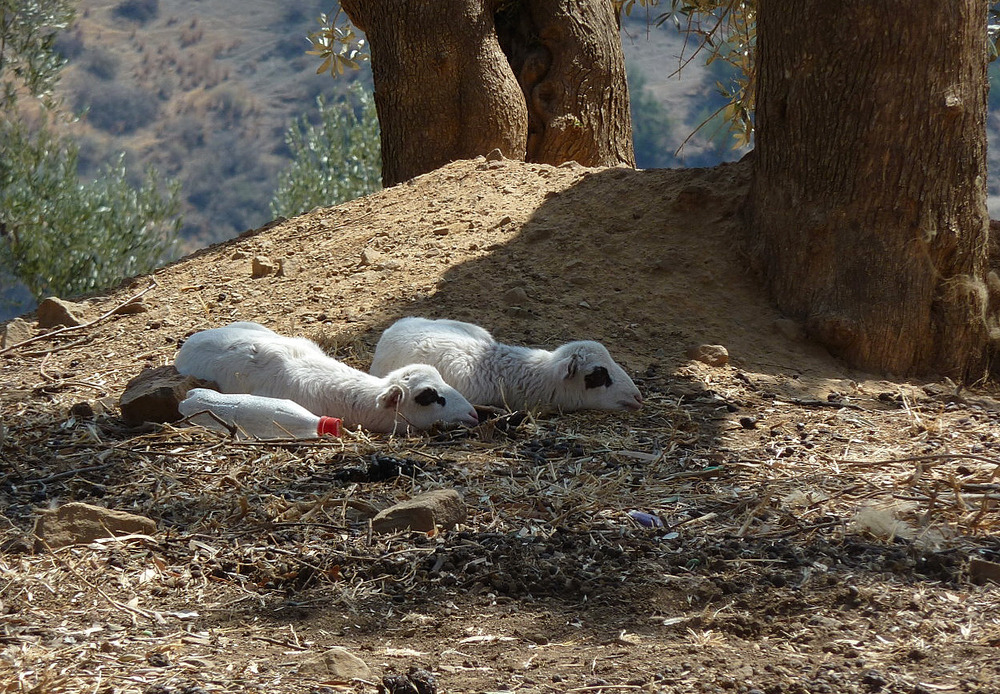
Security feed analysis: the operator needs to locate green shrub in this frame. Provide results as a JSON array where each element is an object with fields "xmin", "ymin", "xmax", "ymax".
[
  {"xmin": 53, "ymin": 29, "xmax": 85, "ymax": 61},
  {"xmin": 75, "ymin": 80, "xmax": 158, "ymax": 133},
  {"xmin": 1, "ymin": 0, "xmax": 180, "ymax": 313},
  {"xmin": 0, "ymin": 118, "xmax": 180, "ymax": 302},
  {"xmin": 270, "ymin": 82, "xmax": 381, "ymax": 218},
  {"xmin": 112, "ymin": 0, "xmax": 159, "ymax": 24},
  {"xmin": 81, "ymin": 46, "xmax": 119, "ymax": 80}
]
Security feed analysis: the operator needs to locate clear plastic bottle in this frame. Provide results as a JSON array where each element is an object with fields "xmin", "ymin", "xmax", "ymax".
[{"xmin": 178, "ymin": 388, "xmax": 341, "ymax": 439}]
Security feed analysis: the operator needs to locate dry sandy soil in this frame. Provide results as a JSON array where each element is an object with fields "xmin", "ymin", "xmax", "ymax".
[{"xmin": 2, "ymin": 157, "xmax": 1000, "ymax": 693}]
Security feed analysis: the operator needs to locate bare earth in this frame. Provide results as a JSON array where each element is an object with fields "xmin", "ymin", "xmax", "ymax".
[{"xmin": 2, "ymin": 157, "xmax": 1000, "ymax": 694}]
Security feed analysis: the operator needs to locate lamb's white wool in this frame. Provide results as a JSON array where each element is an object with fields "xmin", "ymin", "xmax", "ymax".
[
  {"xmin": 175, "ymin": 322, "xmax": 479, "ymax": 434},
  {"xmin": 370, "ymin": 317, "xmax": 644, "ymax": 412}
]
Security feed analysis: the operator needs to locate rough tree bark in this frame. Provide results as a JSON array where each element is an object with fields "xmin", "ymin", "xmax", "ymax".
[
  {"xmin": 342, "ymin": 0, "xmax": 634, "ymax": 187},
  {"xmin": 747, "ymin": 0, "xmax": 991, "ymax": 380},
  {"xmin": 497, "ymin": 0, "xmax": 634, "ymax": 168},
  {"xmin": 341, "ymin": 0, "xmax": 527, "ymax": 187}
]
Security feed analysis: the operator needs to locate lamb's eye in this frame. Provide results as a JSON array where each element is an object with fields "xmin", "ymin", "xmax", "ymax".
[
  {"xmin": 584, "ymin": 366, "xmax": 612, "ymax": 389},
  {"xmin": 415, "ymin": 387, "xmax": 446, "ymax": 407}
]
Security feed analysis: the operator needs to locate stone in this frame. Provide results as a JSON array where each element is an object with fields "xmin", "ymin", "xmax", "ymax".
[
  {"xmin": 672, "ymin": 184, "xmax": 712, "ymax": 213},
  {"xmin": 251, "ymin": 256, "xmax": 275, "ymax": 278},
  {"xmin": 275, "ymin": 258, "xmax": 296, "ymax": 277},
  {"xmin": 360, "ymin": 248, "xmax": 382, "ymax": 266},
  {"xmin": 33, "ymin": 502, "xmax": 157, "ymax": 550},
  {"xmin": 36, "ymin": 297, "xmax": 89, "ymax": 328},
  {"xmin": 112, "ymin": 300, "xmax": 149, "ymax": 315},
  {"xmin": 433, "ymin": 223, "xmax": 465, "ymax": 237},
  {"xmin": 687, "ymin": 344, "xmax": 729, "ymax": 367},
  {"xmin": 502, "ymin": 287, "xmax": 529, "ymax": 305},
  {"xmin": 773, "ymin": 318, "xmax": 805, "ymax": 342},
  {"xmin": 382, "ymin": 668, "xmax": 437, "ymax": 694},
  {"xmin": 372, "ymin": 489, "xmax": 466, "ymax": 534},
  {"xmin": 485, "ymin": 148, "xmax": 504, "ymax": 162},
  {"xmin": 70, "ymin": 401, "xmax": 96, "ymax": 418},
  {"xmin": 969, "ymin": 558, "xmax": 1000, "ymax": 585},
  {"xmin": 119, "ymin": 365, "xmax": 212, "ymax": 425},
  {"xmin": 297, "ymin": 647, "xmax": 371, "ymax": 679},
  {"xmin": 1, "ymin": 317, "xmax": 33, "ymax": 348}
]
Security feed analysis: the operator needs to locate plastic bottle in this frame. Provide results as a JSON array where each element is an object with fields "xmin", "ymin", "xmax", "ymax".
[{"xmin": 178, "ymin": 388, "xmax": 341, "ymax": 439}]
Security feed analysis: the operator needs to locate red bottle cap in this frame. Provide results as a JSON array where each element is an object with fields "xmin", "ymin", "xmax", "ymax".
[{"xmin": 317, "ymin": 416, "xmax": 342, "ymax": 437}]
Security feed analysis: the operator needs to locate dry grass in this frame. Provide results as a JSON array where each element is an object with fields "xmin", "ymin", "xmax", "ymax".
[{"xmin": 3, "ymin": 158, "xmax": 1000, "ymax": 692}]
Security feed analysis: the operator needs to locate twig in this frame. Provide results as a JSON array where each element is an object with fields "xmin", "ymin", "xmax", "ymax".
[
  {"xmin": 23, "ymin": 461, "xmax": 119, "ymax": 485},
  {"xmin": 286, "ymin": 206, "xmax": 384, "ymax": 241},
  {"xmin": 45, "ymin": 543, "xmax": 162, "ymax": 625},
  {"xmin": 837, "ymin": 453, "xmax": 999, "ymax": 469},
  {"xmin": 786, "ymin": 398, "xmax": 865, "ymax": 411},
  {"xmin": 250, "ymin": 634, "xmax": 309, "ymax": 651},
  {"xmin": 0, "ymin": 279, "xmax": 158, "ymax": 357}
]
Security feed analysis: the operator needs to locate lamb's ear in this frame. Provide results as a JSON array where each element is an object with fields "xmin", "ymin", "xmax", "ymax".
[
  {"xmin": 377, "ymin": 384, "xmax": 404, "ymax": 409},
  {"xmin": 561, "ymin": 352, "xmax": 583, "ymax": 380}
]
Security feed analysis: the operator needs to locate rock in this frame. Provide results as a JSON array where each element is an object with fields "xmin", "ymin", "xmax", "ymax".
[
  {"xmin": 505, "ymin": 306, "xmax": 533, "ymax": 320},
  {"xmin": 372, "ymin": 489, "xmax": 466, "ymax": 534},
  {"xmin": 969, "ymin": 557, "xmax": 1000, "ymax": 585},
  {"xmin": 119, "ymin": 365, "xmax": 212, "ymax": 425},
  {"xmin": 773, "ymin": 318, "xmax": 805, "ymax": 342},
  {"xmin": 360, "ymin": 248, "xmax": 382, "ymax": 266},
  {"xmin": 276, "ymin": 258, "xmax": 296, "ymax": 277},
  {"xmin": 672, "ymin": 184, "xmax": 712, "ymax": 213},
  {"xmin": 112, "ymin": 300, "xmax": 149, "ymax": 315},
  {"xmin": 381, "ymin": 668, "xmax": 437, "ymax": 694},
  {"xmin": 70, "ymin": 401, "xmax": 95, "ymax": 418},
  {"xmin": 433, "ymin": 222, "xmax": 465, "ymax": 237},
  {"xmin": 502, "ymin": 287, "xmax": 529, "ymax": 305},
  {"xmin": 687, "ymin": 344, "xmax": 729, "ymax": 367},
  {"xmin": 297, "ymin": 647, "xmax": 371, "ymax": 679},
  {"xmin": 37, "ymin": 297, "xmax": 89, "ymax": 328},
  {"xmin": 485, "ymin": 148, "xmax": 504, "ymax": 162},
  {"xmin": 33, "ymin": 502, "xmax": 157, "ymax": 550},
  {"xmin": 1, "ymin": 317, "xmax": 33, "ymax": 348},
  {"xmin": 251, "ymin": 256, "xmax": 275, "ymax": 278}
]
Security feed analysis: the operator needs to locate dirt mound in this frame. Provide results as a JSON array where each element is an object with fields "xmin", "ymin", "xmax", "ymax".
[{"xmin": 2, "ymin": 157, "xmax": 1000, "ymax": 693}]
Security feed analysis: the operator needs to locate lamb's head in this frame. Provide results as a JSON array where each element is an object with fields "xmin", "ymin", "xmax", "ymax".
[
  {"xmin": 551, "ymin": 341, "xmax": 644, "ymax": 411},
  {"xmin": 376, "ymin": 364, "xmax": 480, "ymax": 431}
]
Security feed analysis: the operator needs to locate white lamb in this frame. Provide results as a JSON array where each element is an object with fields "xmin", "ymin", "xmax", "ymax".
[
  {"xmin": 174, "ymin": 322, "xmax": 479, "ymax": 434},
  {"xmin": 369, "ymin": 317, "xmax": 644, "ymax": 412}
]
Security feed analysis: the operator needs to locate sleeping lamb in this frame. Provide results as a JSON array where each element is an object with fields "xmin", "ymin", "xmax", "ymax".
[
  {"xmin": 175, "ymin": 321, "xmax": 479, "ymax": 434},
  {"xmin": 369, "ymin": 317, "xmax": 643, "ymax": 412}
]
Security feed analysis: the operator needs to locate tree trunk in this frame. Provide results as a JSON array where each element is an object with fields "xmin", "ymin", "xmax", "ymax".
[
  {"xmin": 342, "ymin": 0, "xmax": 633, "ymax": 187},
  {"xmin": 747, "ymin": 0, "xmax": 991, "ymax": 380},
  {"xmin": 497, "ymin": 0, "xmax": 635, "ymax": 168},
  {"xmin": 342, "ymin": 0, "xmax": 528, "ymax": 187}
]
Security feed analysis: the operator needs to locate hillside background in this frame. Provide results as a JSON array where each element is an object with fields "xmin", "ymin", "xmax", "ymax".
[
  {"xmin": 50, "ymin": 0, "xmax": 748, "ymax": 249},
  {"xmin": 4, "ymin": 0, "xmax": 1000, "ymax": 319}
]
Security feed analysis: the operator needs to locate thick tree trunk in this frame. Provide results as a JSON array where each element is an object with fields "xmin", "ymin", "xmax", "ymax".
[
  {"xmin": 497, "ymin": 0, "xmax": 635, "ymax": 168},
  {"xmin": 748, "ymin": 0, "xmax": 991, "ymax": 380},
  {"xmin": 343, "ymin": 0, "xmax": 633, "ymax": 186},
  {"xmin": 342, "ymin": 0, "xmax": 527, "ymax": 187}
]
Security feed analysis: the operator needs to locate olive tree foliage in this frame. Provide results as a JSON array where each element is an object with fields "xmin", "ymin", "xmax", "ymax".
[
  {"xmin": 269, "ymin": 82, "xmax": 381, "ymax": 219},
  {"xmin": 307, "ymin": 2, "xmax": 1000, "ymax": 156},
  {"xmin": 0, "ymin": 0, "xmax": 179, "ymax": 307},
  {"xmin": 621, "ymin": 1, "xmax": 1000, "ymax": 146}
]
